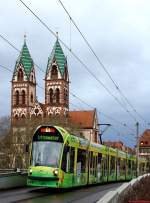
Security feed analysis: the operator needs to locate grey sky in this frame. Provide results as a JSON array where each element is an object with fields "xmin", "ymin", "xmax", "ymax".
[{"xmin": 1, "ymin": 0, "xmax": 150, "ymax": 147}]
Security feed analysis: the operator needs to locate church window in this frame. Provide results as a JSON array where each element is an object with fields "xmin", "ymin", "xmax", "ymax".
[
  {"xmin": 21, "ymin": 114, "xmax": 26, "ymax": 118},
  {"xmin": 35, "ymin": 109, "xmax": 39, "ymax": 115},
  {"xmin": 31, "ymin": 75, "xmax": 34, "ymax": 83},
  {"xmin": 49, "ymin": 88, "xmax": 53, "ymax": 103},
  {"xmin": 56, "ymin": 88, "xmax": 60, "ymax": 103},
  {"xmin": 31, "ymin": 93, "xmax": 33, "ymax": 103},
  {"xmin": 64, "ymin": 89, "xmax": 68, "ymax": 103},
  {"xmin": 18, "ymin": 68, "xmax": 24, "ymax": 81},
  {"xmin": 22, "ymin": 90, "xmax": 26, "ymax": 105},
  {"xmin": 15, "ymin": 90, "xmax": 19, "ymax": 105},
  {"xmin": 51, "ymin": 65, "xmax": 58, "ymax": 79},
  {"xmin": 64, "ymin": 68, "xmax": 67, "ymax": 80},
  {"xmin": 14, "ymin": 114, "xmax": 19, "ymax": 119},
  {"xmin": 65, "ymin": 90, "xmax": 68, "ymax": 102}
]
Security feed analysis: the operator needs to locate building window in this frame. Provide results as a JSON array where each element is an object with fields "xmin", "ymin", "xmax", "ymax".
[
  {"xmin": 56, "ymin": 88, "xmax": 60, "ymax": 103},
  {"xmin": 21, "ymin": 114, "xmax": 25, "ymax": 118},
  {"xmin": 51, "ymin": 66, "xmax": 58, "ymax": 79},
  {"xmin": 49, "ymin": 88, "xmax": 53, "ymax": 103},
  {"xmin": 15, "ymin": 90, "xmax": 19, "ymax": 105},
  {"xmin": 31, "ymin": 75, "xmax": 34, "ymax": 83},
  {"xmin": 18, "ymin": 68, "xmax": 24, "ymax": 81},
  {"xmin": 64, "ymin": 68, "xmax": 67, "ymax": 80},
  {"xmin": 14, "ymin": 114, "xmax": 19, "ymax": 120},
  {"xmin": 22, "ymin": 90, "xmax": 26, "ymax": 105},
  {"xmin": 64, "ymin": 89, "xmax": 68, "ymax": 103},
  {"xmin": 31, "ymin": 93, "xmax": 33, "ymax": 103}
]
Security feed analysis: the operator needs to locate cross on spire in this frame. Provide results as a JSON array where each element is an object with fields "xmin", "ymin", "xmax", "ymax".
[
  {"xmin": 56, "ymin": 31, "xmax": 58, "ymax": 39},
  {"xmin": 24, "ymin": 33, "xmax": 26, "ymax": 43}
]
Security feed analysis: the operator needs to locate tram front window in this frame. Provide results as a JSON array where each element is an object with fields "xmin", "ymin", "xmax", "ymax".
[{"xmin": 31, "ymin": 141, "xmax": 63, "ymax": 168}]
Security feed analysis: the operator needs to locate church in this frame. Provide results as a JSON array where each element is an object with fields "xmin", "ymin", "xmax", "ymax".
[{"xmin": 10, "ymin": 36, "xmax": 100, "ymax": 167}]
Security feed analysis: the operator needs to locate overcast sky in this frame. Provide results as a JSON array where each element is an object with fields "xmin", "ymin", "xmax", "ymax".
[{"xmin": 1, "ymin": 0, "xmax": 150, "ymax": 147}]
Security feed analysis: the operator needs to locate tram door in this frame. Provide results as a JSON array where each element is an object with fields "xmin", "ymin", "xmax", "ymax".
[
  {"xmin": 89, "ymin": 152, "xmax": 98, "ymax": 183},
  {"xmin": 93, "ymin": 153, "xmax": 98, "ymax": 182},
  {"xmin": 61, "ymin": 145, "xmax": 75, "ymax": 187}
]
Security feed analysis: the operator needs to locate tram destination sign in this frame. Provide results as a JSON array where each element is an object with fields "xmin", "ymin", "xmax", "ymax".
[{"xmin": 33, "ymin": 126, "xmax": 63, "ymax": 143}]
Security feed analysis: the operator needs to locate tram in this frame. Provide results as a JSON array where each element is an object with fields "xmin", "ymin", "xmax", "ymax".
[{"xmin": 27, "ymin": 125, "xmax": 147, "ymax": 188}]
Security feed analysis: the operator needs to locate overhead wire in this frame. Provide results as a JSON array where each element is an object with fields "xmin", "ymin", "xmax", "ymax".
[
  {"xmin": 57, "ymin": 0, "xmax": 148, "ymax": 124},
  {"xmin": 0, "ymin": 60, "xmax": 134, "ymax": 133},
  {"xmin": 0, "ymin": 34, "xmax": 45, "ymax": 74},
  {"xmin": 18, "ymin": 0, "xmax": 138, "ymax": 123}
]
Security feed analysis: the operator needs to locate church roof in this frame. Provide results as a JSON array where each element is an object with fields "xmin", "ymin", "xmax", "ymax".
[
  {"xmin": 68, "ymin": 110, "xmax": 96, "ymax": 129},
  {"xmin": 47, "ymin": 39, "xmax": 66, "ymax": 76},
  {"xmin": 14, "ymin": 39, "xmax": 33, "ymax": 78}
]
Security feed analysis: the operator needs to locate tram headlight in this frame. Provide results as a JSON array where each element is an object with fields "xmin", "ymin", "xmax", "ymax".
[
  {"xmin": 53, "ymin": 169, "xmax": 58, "ymax": 176},
  {"xmin": 29, "ymin": 169, "xmax": 32, "ymax": 174}
]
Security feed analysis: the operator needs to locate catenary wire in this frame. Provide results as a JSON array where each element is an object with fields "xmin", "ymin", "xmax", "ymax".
[
  {"xmin": 1, "ymin": 62, "xmax": 135, "ymax": 135},
  {"xmin": 18, "ymin": 0, "xmax": 138, "ymax": 123},
  {"xmin": 57, "ymin": 0, "xmax": 148, "ymax": 124}
]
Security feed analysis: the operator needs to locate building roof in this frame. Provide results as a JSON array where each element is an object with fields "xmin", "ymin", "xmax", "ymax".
[
  {"xmin": 46, "ymin": 39, "xmax": 66, "ymax": 76},
  {"xmin": 14, "ymin": 39, "xmax": 33, "ymax": 79},
  {"xmin": 103, "ymin": 140, "xmax": 135, "ymax": 153},
  {"xmin": 139, "ymin": 129, "xmax": 150, "ymax": 147},
  {"xmin": 103, "ymin": 141, "xmax": 124, "ymax": 150},
  {"xmin": 68, "ymin": 110, "xmax": 96, "ymax": 129}
]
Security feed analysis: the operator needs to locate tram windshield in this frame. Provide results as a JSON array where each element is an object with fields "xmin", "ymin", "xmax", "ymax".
[{"xmin": 31, "ymin": 141, "xmax": 63, "ymax": 168}]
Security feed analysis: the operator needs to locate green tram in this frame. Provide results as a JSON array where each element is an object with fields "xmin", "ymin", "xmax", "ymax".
[{"xmin": 27, "ymin": 125, "xmax": 147, "ymax": 188}]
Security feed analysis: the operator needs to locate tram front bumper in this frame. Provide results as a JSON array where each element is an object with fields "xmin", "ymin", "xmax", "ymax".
[{"xmin": 27, "ymin": 166, "xmax": 59, "ymax": 187}]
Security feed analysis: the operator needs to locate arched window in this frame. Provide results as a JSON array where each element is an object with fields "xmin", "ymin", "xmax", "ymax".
[
  {"xmin": 31, "ymin": 75, "xmax": 34, "ymax": 83},
  {"xmin": 21, "ymin": 114, "xmax": 26, "ymax": 118},
  {"xmin": 31, "ymin": 93, "xmax": 33, "ymax": 103},
  {"xmin": 49, "ymin": 88, "xmax": 53, "ymax": 103},
  {"xmin": 22, "ymin": 90, "xmax": 26, "ymax": 105},
  {"xmin": 64, "ymin": 89, "xmax": 68, "ymax": 103},
  {"xmin": 14, "ymin": 114, "xmax": 19, "ymax": 120},
  {"xmin": 15, "ymin": 91, "xmax": 19, "ymax": 105},
  {"xmin": 56, "ymin": 88, "xmax": 60, "ymax": 103},
  {"xmin": 64, "ymin": 68, "xmax": 68, "ymax": 80},
  {"xmin": 18, "ymin": 69, "xmax": 24, "ymax": 81},
  {"xmin": 51, "ymin": 66, "xmax": 58, "ymax": 79},
  {"xmin": 65, "ymin": 90, "xmax": 68, "ymax": 102}
]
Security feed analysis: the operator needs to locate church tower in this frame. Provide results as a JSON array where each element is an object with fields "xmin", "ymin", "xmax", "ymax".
[
  {"xmin": 45, "ymin": 38, "xmax": 69, "ymax": 117},
  {"xmin": 11, "ymin": 36, "xmax": 36, "ymax": 124}
]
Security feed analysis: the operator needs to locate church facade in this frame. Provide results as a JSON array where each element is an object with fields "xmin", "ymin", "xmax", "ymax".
[
  {"xmin": 11, "ymin": 37, "xmax": 100, "ymax": 168},
  {"xmin": 11, "ymin": 37, "xmax": 69, "ymax": 120}
]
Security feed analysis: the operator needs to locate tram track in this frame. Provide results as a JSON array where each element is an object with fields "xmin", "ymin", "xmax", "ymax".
[{"xmin": 0, "ymin": 182, "xmax": 123, "ymax": 203}]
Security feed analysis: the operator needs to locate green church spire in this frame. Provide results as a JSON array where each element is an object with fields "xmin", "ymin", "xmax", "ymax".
[
  {"xmin": 46, "ymin": 38, "xmax": 66, "ymax": 76},
  {"xmin": 14, "ymin": 36, "xmax": 34, "ymax": 79}
]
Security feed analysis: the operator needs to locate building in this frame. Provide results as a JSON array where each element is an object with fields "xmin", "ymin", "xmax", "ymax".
[
  {"xmin": 11, "ymin": 36, "xmax": 100, "ymax": 168},
  {"xmin": 139, "ymin": 129, "xmax": 150, "ymax": 158},
  {"xmin": 103, "ymin": 140, "xmax": 135, "ymax": 154},
  {"xmin": 68, "ymin": 109, "xmax": 99, "ymax": 143}
]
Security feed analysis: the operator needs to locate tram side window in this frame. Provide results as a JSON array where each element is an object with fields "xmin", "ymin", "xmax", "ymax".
[
  {"xmin": 103, "ymin": 155, "xmax": 108, "ymax": 176},
  {"xmin": 132, "ymin": 161, "xmax": 136, "ymax": 172},
  {"xmin": 120, "ymin": 159, "xmax": 126, "ymax": 175},
  {"xmin": 110, "ymin": 156, "xmax": 115, "ymax": 175},
  {"xmin": 77, "ymin": 149, "xmax": 86, "ymax": 173},
  {"xmin": 90, "ymin": 151, "xmax": 93, "ymax": 174},
  {"xmin": 117, "ymin": 158, "xmax": 120, "ymax": 175},
  {"xmin": 70, "ymin": 147, "xmax": 75, "ymax": 173},
  {"xmin": 98, "ymin": 153, "xmax": 102, "ymax": 164},
  {"xmin": 128, "ymin": 160, "xmax": 131, "ymax": 174},
  {"xmin": 61, "ymin": 145, "xmax": 70, "ymax": 173}
]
